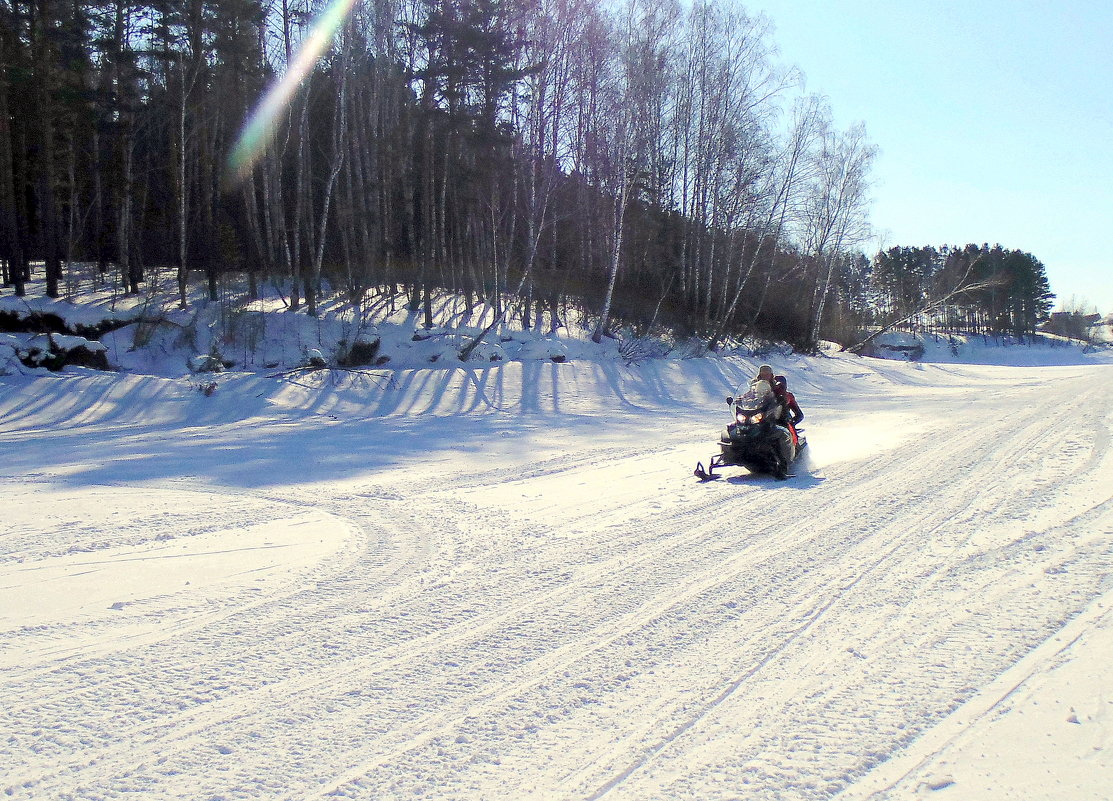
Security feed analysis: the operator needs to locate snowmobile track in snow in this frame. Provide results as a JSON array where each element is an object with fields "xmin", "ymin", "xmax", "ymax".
[{"xmin": 2, "ymin": 363, "xmax": 1111, "ymax": 800}]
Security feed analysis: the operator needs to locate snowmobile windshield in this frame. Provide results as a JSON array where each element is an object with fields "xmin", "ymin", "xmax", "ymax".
[{"xmin": 737, "ymin": 382, "xmax": 774, "ymax": 410}]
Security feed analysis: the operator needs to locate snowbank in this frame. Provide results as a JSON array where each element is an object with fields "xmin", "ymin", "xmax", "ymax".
[{"xmin": 864, "ymin": 330, "xmax": 1113, "ymax": 366}]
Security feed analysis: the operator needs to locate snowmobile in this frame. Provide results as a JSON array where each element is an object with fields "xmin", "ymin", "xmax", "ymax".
[{"xmin": 693, "ymin": 380, "xmax": 807, "ymax": 481}]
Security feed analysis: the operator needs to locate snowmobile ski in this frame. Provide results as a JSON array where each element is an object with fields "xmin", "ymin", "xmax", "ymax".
[{"xmin": 693, "ymin": 461, "xmax": 720, "ymax": 480}]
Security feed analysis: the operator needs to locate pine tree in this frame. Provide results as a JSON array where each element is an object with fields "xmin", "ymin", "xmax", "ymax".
[{"xmin": 0, "ymin": 1, "xmax": 30, "ymax": 295}]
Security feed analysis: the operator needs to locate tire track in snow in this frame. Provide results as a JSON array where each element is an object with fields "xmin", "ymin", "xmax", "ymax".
[
  {"xmin": 50, "ymin": 387, "xmax": 1086, "ymax": 796},
  {"xmin": 311, "ymin": 378, "xmax": 1086, "ymax": 796},
  {"xmin": 0, "ymin": 483, "xmax": 393, "ymax": 681},
  {"xmin": 0, "ymin": 485, "xmax": 423, "ymax": 797},
  {"xmin": 583, "ymin": 371, "xmax": 1113, "ymax": 796},
  {"xmin": 4, "ymin": 477, "xmax": 800, "ymax": 799},
  {"xmin": 5, "ymin": 368, "xmax": 1112, "ymax": 800},
  {"xmin": 296, "ymin": 369, "xmax": 1104, "ymax": 800},
  {"xmin": 5, "ymin": 424, "xmax": 845, "ymax": 800}
]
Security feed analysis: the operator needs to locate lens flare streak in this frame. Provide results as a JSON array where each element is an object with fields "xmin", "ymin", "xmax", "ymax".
[{"xmin": 228, "ymin": 0, "xmax": 358, "ymax": 184}]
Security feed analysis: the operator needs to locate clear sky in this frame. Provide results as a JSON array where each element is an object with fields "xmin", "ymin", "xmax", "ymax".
[{"xmin": 753, "ymin": 0, "xmax": 1113, "ymax": 314}]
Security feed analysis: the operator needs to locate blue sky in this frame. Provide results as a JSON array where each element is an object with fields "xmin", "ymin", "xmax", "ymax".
[{"xmin": 754, "ymin": 0, "xmax": 1113, "ymax": 314}]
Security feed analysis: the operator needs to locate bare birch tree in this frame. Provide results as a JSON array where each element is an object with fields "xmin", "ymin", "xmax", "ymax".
[{"xmin": 801, "ymin": 121, "xmax": 875, "ymax": 347}]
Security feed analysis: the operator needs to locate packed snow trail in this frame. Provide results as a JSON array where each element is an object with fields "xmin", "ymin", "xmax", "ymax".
[{"xmin": 1, "ymin": 359, "xmax": 1111, "ymax": 800}]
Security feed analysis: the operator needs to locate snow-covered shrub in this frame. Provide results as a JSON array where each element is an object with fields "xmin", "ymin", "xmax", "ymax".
[
  {"xmin": 462, "ymin": 340, "xmax": 506, "ymax": 363},
  {"xmin": 427, "ymin": 342, "xmax": 463, "ymax": 363},
  {"xmin": 618, "ymin": 337, "xmax": 672, "ymax": 365},
  {"xmin": 673, "ymin": 338, "xmax": 710, "ymax": 359},
  {"xmin": 862, "ymin": 332, "xmax": 925, "ymax": 361},
  {"xmin": 336, "ymin": 337, "xmax": 381, "ymax": 367},
  {"xmin": 0, "ymin": 309, "xmax": 26, "ymax": 333},
  {"xmin": 0, "ymin": 334, "xmax": 22, "ymax": 374},
  {"xmin": 517, "ymin": 338, "xmax": 568, "ymax": 363},
  {"xmin": 188, "ymin": 353, "xmax": 225, "ymax": 373},
  {"xmin": 16, "ymin": 334, "xmax": 109, "ymax": 372},
  {"xmin": 411, "ymin": 326, "xmax": 448, "ymax": 342},
  {"xmin": 303, "ymin": 348, "xmax": 328, "ymax": 368}
]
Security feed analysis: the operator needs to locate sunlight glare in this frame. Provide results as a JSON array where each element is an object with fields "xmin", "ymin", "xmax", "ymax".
[{"xmin": 227, "ymin": 0, "xmax": 358, "ymax": 184}]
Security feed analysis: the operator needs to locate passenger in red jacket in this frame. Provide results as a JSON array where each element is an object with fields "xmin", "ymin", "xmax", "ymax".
[
  {"xmin": 774, "ymin": 375, "xmax": 803, "ymax": 446},
  {"xmin": 753, "ymin": 364, "xmax": 804, "ymax": 446}
]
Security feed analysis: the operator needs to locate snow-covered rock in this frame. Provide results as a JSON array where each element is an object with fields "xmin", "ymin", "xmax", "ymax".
[
  {"xmin": 463, "ymin": 340, "xmax": 506, "ymax": 363},
  {"xmin": 10, "ymin": 333, "xmax": 111, "ymax": 371},
  {"xmin": 188, "ymin": 354, "xmax": 225, "ymax": 373},
  {"xmin": 516, "ymin": 338, "xmax": 568, "ymax": 362},
  {"xmin": 303, "ymin": 348, "xmax": 328, "ymax": 368}
]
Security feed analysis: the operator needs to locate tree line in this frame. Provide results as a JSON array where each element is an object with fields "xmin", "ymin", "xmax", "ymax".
[
  {"xmin": 866, "ymin": 244, "xmax": 1054, "ymax": 338},
  {"xmin": 0, "ymin": 0, "xmax": 1053, "ymax": 353}
]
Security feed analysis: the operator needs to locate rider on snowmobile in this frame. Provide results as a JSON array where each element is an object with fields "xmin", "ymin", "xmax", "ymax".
[
  {"xmin": 773, "ymin": 375, "xmax": 803, "ymax": 446},
  {"xmin": 752, "ymin": 365, "xmax": 804, "ymax": 427},
  {"xmin": 749, "ymin": 365, "xmax": 797, "ymax": 478}
]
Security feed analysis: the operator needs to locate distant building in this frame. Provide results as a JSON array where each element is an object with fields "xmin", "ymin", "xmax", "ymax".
[
  {"xmin": 1047, "ymin": 311, "xmax": 1101, "ymax": 326},
  {"xmin": 1090, "ymin": 315, "xmax": 1113, "ymax": 344},
  {"xmin": 1042, "ymin": 311, "xmax": 1102, "ymax": 339}
]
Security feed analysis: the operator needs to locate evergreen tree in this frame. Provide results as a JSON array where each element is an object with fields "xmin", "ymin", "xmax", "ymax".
[{"xmin": 0, "ymin": 1, "xmax": 30, "ymax": 294}]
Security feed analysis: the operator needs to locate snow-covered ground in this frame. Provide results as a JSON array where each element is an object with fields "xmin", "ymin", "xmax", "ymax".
[{"xmin": 2, "ymin": 282, "xmax": 1112, "ymax": 800}]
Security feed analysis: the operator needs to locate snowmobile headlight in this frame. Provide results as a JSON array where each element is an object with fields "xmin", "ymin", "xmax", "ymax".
[
  {"xmin": 751, "ymin": 412, "xmax": 764, "ymax": 424},
  {"xmin": 736, "ymin": 412, "xmax": 748, "ymax": 424}
]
